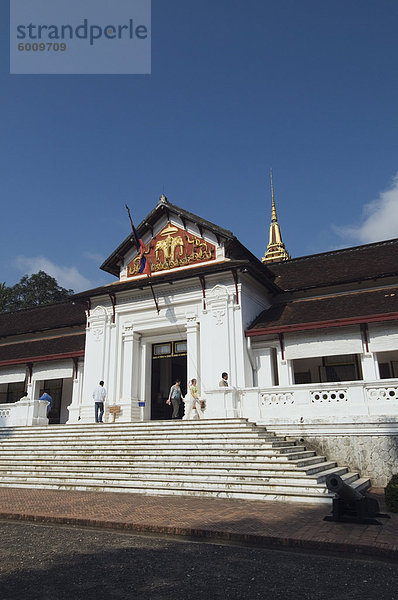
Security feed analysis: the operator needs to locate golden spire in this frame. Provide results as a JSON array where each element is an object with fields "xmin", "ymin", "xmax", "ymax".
[
  {"xmin": 270, "ymin": 169, "xmax": 278, "ymax": 222},
  {"xmin": 262, "ymin": 170, "xmax": 290, "ymax": 264}
]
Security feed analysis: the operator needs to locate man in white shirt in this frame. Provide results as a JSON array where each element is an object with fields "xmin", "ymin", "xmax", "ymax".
[{"xmin": 93, "ymin": 380, "xmax": 106, "ymax": 423}]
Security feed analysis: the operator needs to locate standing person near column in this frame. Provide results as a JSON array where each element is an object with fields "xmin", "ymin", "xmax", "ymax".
[
  {"xmin": 93, "ymin": 380, "xmax": 106, "ymax": 423},
  {"xmin": 219, "ymin": 372, "xmax": 229, "ymax": 387},
  {"xmin": 166, "ymin": 379, "xmax": 183, "ymax": 419}
]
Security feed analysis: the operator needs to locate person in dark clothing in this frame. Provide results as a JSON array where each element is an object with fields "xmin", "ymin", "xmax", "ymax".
[{"xmin": 166, "ymin": 379, "xmax": 183, "ymax": 419}]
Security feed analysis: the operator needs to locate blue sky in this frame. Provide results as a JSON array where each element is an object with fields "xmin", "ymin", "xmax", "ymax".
[{"xmin": 1, "ymin": 0, "xmax": 398, "ymax": 291}]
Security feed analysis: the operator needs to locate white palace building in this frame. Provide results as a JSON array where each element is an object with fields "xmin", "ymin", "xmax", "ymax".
[{"xmin": 0, "ymin": 193, "xmax": 397, "ymax": 489}]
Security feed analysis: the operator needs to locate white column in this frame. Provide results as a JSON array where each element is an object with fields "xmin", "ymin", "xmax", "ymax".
[
  {"xmin": 201, "ymin": 285, "xmax": 233, "ymax": 389},
  {"xmin": 67, "ymin": 359, "xmax": 84, "ymax": 424},
  {"xmin": 80, "ymin": 305, "xmax": 109, "ymax": 423},
  {"xmin": 361, "ymin": 352, "xmax": 379, "ymax": 381},
  {"xmin": 139, "ymin": 341, "xmax": 151, "ymax": 421},
  {"xmin": 255, "ymin": 347, "xmax": 275, "ymax": 387},
  {"xmin": 31, "ymin": 378, "xmax": 42, "ymax": 401},
  {"xmin": 186, "ymin": 316, "xmax": 200, "ymax": 389},
  {"xmin": 276, "ymin": 348, "xmax": 293, "ymax": 386},
  {"xmin": 121, "ymin": 326, "xmax": 141, "ymax": 421}
]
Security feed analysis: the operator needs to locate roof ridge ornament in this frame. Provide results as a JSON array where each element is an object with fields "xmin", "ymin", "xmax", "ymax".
[
  {"xmin": 158, "ymin": 193, "xmax": 168, "ymax": 205},
  {"xmin": 262, "ymin": 169, "xmax": 291, "ymax": 264}
]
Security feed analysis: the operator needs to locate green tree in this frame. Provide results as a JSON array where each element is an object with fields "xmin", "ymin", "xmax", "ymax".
[
  {"xmin": 1, "ymin": 271, "xmax": 74, "ymax": 312},
  {"xmin": 0, "ymin": 282, "xmax": 10, "ymax": 312}
]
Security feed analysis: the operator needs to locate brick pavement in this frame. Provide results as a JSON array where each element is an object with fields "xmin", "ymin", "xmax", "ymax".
[{"xmin": 0, "ymin": 487, "xmax": 396, "ymax": 561}]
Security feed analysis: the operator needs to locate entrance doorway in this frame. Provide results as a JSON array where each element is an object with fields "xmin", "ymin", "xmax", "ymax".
[
  {"xmin": 40, "ymin": 379, "xmax": 63, "ymax": 425},
  {"xmin": 151, "ymin": 341, "xmax": 187, "ymax": 420}
]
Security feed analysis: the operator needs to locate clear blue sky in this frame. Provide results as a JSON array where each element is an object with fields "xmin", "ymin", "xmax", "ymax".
[{"xmin": 1, "ymin": 0, "xmax": 398, "ymax": 291}]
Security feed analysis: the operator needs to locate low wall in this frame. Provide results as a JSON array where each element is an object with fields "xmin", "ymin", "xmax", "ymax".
[{"xmin": 0, "ymin": 399, "xmax": 49, "ymax": 427}]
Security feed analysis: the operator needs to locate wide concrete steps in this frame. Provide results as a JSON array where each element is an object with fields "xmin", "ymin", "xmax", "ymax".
[
  {"xmin": 0, "ymin": 460, "xmax": 344, "ymax": 479},
  {"xmin": 0, "ymin": 465, "xmax": 358, "ymax": 487},
  {"xmin": 0, "ymin": 419, "xmax": 371, "ymax": 503}
]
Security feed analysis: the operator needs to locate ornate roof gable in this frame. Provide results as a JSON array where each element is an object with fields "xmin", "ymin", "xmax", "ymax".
[
  {"xmin": 126, "ymin": 222, "xmax": 216, "ymax": 279},
  {"xmin": 101, "ymin": 195, "xmax": 233, "ymax": 278}
]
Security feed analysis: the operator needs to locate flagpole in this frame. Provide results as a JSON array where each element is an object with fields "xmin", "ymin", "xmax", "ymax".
[
  {"xmin": 125, "ymin": 204, "xmax": 135, "ymax": 234},
  {"xmin": 125, "ymin": 204, "xmax": 160, "ymax": 315},
  {"xmin": 147, "ymin": 275, "xmax": 160, "ymax": 314}
]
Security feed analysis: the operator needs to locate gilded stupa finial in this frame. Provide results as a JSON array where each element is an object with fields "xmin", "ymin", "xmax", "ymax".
[
  {"xmin": 262, "ymin": 170, "xmax": 290, "ymax": 264},
  {"xmin": 270, "ymin": 169, "xmax": 278, "ymax": 222}
]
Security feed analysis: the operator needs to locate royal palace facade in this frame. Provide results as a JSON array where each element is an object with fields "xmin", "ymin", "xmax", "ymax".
[{"xmin": 1, "ymin": 194, "xmax": 397, "ymax": 485}]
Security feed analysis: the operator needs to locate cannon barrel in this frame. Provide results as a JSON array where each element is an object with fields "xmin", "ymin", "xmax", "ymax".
[
  {"xmin": 325, "ymin": 473, "xmax": 364, "ymax": 503},
  {"xmin": 324, "ymin": 473, "xmax": 387, "ymax": 523}
]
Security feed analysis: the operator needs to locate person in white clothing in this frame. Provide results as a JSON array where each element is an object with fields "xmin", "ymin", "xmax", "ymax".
[
  {"xmin": 93, "ymin": 380, "xmax": 106, "ymax": 423},
  {"xmin": 183, "ymin": 379, "xmax": 205, "ymax": 420}
]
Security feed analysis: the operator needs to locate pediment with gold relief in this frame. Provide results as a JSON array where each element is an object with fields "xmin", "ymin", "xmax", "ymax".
[{"xmin": 127, "ymin": 223, "xmax": 216, "ymax": 278}]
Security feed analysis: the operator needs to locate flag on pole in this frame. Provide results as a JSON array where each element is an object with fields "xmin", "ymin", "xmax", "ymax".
[
  {"xmin": 125, "ymin": 204, "xmax": 151, "ymax": 276},
  {"xmin": 125, "ymin": 205, "xmax": 159, "ymax": 313}
]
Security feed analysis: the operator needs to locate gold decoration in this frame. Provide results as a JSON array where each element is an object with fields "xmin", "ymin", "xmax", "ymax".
[
  {"xmin": 262, "ymin": 169, "xmax": 290, "ymax": 264},
  {"xmin": 127, "ymin": 223, "xmax": 215, "ymax": 277}
]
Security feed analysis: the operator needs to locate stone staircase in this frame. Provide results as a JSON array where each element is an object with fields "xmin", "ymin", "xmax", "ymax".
[{"xmin": 0, "ymin": 418, "xmax": 370, "ymax": 503}]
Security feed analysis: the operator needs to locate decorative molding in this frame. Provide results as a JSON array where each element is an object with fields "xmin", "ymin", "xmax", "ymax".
[
  {"xmin": 212, "ymin": 308, "xmax": 226, "ymax": 326},
  {"xmin": 122, "ymin": 323, "xmax": 141, "ymax": 344},
  {"xmin": 186, "ymin": 313, "xmax": 198, "ymax": 324},
  {"xmin": 88, "ymin": 305, "xmax": 109, "ymax": 327},
  {"xmin": 206, "ymin": 284, "xmax": 232, "ymax": 327},
  {"xmin": 261, "ymin": 392, "xmax": 294, "ymax": 406},
  {"xmin": 91, "ymin": 328, "xmax": 104, "ymax": 343},
  {"xmin": 311, "ymin": 389, "xmax": 348, "ymax": 403},
  {"xmin": 207, "ymin": 284, "xmax": 231, "ymax": 303},
  {"xmin": 367, "ymin": 386, "xmax": 398, "ymax": 403}
]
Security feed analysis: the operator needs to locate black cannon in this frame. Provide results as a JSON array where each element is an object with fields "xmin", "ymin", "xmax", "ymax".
[{"xmin": 324, "ymin": 473, "xmax": 390, "ymax": 525}]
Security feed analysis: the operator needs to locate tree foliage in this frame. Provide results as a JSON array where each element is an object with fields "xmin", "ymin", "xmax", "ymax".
[
  {"xmin": 385, "ymin": 474, "xmax": 398, "ymax": 513},
  {"xmin": 0, "ymin": 282, "xmax": 10, "ymax": 313},
  {"xmin": 0, "ymin": 271, "xmax": 74, "ymax": 313}
]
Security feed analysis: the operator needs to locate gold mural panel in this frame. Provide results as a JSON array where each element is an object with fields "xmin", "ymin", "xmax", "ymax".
[{"xmin": 127, "ymin": 223, "xmax": 216, "ymax": 277}]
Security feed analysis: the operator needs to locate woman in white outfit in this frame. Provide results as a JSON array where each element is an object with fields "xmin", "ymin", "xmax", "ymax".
[{"xmin": 183, "ymin": 379, "xmax": 204, "ymax": 420}]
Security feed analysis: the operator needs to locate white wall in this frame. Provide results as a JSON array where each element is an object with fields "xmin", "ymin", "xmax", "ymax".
[
  {"xmin": 240, "ymin": 279, "xmax": 273, "ymax": 387},
  {"xmin": 284, "ymin": 326, "xmax": 363, "ymax": 360}
]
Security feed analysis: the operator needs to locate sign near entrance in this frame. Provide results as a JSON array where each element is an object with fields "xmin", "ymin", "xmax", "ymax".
[{"xmin": 127, "ymin": 223, "xmax": 216, "ymax": 278}]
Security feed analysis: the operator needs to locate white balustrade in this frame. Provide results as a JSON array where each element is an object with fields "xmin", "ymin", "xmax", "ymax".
[
  {"xmin": 246, "ymin": 379, "xmax": 398, "ymax": 423},
  {"xmin": 0, "ymin": 399, "xmax": 49, "ymax": 427},
  {"xmin": 1, "ymin": 381, "xmax": 396, "ymax": 426},
  {"xmin": 204, "ymin": 388, "xmax": 242, "ymax": 419}
]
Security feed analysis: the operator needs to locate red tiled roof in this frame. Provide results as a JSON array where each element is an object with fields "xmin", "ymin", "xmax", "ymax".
[
  {"xmin": 248, "ymin": 287, "xmax": 398, "ymax": 333},
  {"xmin": 0, "ymin": 333, "xmax": 86, "ymax": 365},
  {"xmin": 0, "ymin": 303, "xmax": 86, "ymax": 338},
  {"xmin": 268, "ymin": 238, "xmax": 398, "ymax": 291}
]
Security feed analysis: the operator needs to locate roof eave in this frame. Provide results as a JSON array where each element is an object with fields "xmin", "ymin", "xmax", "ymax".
[
  {"xmin": 246, "ymin": 311, "xmax": 398, "ymax": 336},
  {"xmin": 74, "ymin": 259, "xmax": 278, "ymax": 301}
]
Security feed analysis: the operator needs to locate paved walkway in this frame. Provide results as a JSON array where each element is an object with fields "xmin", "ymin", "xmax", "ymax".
[{"xmin": 0, "ymin": 487, "xmax": 396, "ymax": 561}]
